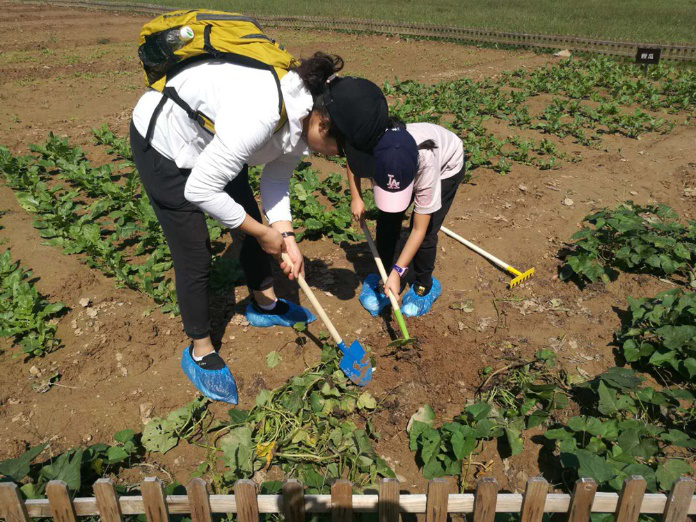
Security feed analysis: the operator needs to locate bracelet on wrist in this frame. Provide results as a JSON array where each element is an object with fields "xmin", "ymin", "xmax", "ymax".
[
  {"xmin": 281, "ymin": 231, "xmax": 296, "ymax": 239},
  {"xmin": 392, "ymin": 264, "xmax": 408, "ymax": 277}
]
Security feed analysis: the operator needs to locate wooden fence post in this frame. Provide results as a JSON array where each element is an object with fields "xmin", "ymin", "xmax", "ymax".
[
  {"xmin": 567, "ymin": 478, "xmax": 597, "ymax": 522},
  {"xmin": 425, "ymin": 479, "xmax": 449, "ymax": 522},
  {"xmin": 473, "ymin": 478, "xmax": 499, "ymax": 522},
  {"xmin": 0, "ymin": 482, "xmax": 30, "ymax": 522},
  {"xmin": 142, "ymin": 478, "xmax": 169, "ymax": 522},
  {"xmin": 615, "ymin": 477, "xmax": 647, "ymax": 522},
  {"xmin": 94, "ymin": 478, "xmax": 123, "ymax": 522},
  {"xmin": 520, "ymin": 477, "xmax": 548, "ymax": 522},
  {"xmin": 662, "ymin": 477, "xmax": 695, "ymax": 522},
  {"xmin": 186, "ymin": 478, "xmax": 212, "ymax": 522},
  {"xmin": 568, "ymin": 478, "xmax": 597, "ymax": 522},
  {"xmin": 46, "ymin": 481, "xmax": 77, "ymax": 522},
  {"xmin": 235, "ymin": 480, "xmax": 259, "ymax": 522},
  {"xmin": 379, "ymin": 478, "xmax": 400, "ymax": 522},
  {"xmin": 282, "ymin": 479, "xmax": 305, "ymax": 522},
  {"xmin": 331, "ymin": 479, "xmax": 353, "ymax": 522}
]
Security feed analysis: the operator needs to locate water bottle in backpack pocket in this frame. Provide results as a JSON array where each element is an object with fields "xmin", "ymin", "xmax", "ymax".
[{"xmin": 138, "ymin": 26, "xmax": 194, "ymax": 83}]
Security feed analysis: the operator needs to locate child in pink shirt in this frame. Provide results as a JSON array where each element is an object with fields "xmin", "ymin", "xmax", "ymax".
[{"xmin": 347, "ymin": 118, "xmax": 465, "ymax": 317}]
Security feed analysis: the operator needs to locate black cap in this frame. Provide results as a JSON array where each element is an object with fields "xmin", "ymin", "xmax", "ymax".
[{"xmin": 322, "ymin": 77, "xmax": 388, "ymax": 176}]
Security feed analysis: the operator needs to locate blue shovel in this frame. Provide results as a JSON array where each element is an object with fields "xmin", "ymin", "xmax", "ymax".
[{"xmin": 282, "ymin": 253, "xmax": 372, "ymax": 386}]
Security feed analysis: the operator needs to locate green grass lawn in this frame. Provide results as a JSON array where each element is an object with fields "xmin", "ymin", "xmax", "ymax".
[{"xmin": 108, "ymin": 0, "xmax": 696, "ymax": 44}]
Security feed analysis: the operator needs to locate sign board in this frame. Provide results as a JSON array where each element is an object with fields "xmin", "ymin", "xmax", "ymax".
[{"xmin": 636, "ymin": 47, "xmax": 661, "ymax": 65}]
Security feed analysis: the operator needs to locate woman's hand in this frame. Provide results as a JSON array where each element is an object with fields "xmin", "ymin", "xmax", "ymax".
[
  {"xmin": 351, "ymin": 197, "xmax": 366, "ymax": 224},
  {"xmin": 347, "ymin": 166, "xmax": 365, "ymax": 225},
  {"xmin": 280, "ymin": 236, "xmax": 304, "ymax": 281},
  {"xmin": 257, "ymin": 226, "xmax": 285, "ymax": 256},
  {"xmin": 385, "ymin": 270, "xmax": 402, "ymax": 304}
]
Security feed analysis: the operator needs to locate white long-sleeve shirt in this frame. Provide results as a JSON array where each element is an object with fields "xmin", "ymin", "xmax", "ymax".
[{"xmin": 132, "ymin": 61, "xmax": 313, "ymax": 228}]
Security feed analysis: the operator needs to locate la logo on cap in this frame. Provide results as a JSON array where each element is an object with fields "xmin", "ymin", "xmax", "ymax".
[{"xmin": 386, "ymin": 174, "xmax": 400, "ymax": 190}]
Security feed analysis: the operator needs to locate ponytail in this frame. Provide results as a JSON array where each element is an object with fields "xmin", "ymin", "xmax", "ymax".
[
  {"xmin": 418, "ymin": 139, "xmax": 437, "ymax": 150},
  {"xmin": 291, "ymin": 52, "xmax": 344, "ymax": 98},
  {"xmin": 417, "ymin": 139, "xmax": 437, "ymax": 170}
]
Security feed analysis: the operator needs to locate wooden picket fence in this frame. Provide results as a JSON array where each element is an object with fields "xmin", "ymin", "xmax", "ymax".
[{"xmin": 1, "ymin": 476, "xmax": 695, "ymax": 522}]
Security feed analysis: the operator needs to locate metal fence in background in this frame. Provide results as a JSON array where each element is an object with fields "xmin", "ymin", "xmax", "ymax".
[{"xmin": 15, "ymin": 0, "xmax": 696, "ymax": 62}]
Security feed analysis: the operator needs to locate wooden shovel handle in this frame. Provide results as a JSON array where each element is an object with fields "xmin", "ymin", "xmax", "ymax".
[
  {"xmin": 361, "ymin": 223, "xmax": 410, "ymax": 339},
  {"xmin": 361, "ymin": 223, "xmax": 398, "ymax": 307},
  {"xmin": 281, "ymin": 253, "xmax": 343, "ymax": 346}
]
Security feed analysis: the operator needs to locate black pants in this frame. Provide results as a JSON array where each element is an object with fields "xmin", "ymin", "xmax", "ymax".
[
  {"xmin": 130, "ymin": 121, "xmax": 272, "ymax": 339},
  {"xmin": 376, "ymin": 165, "xmax": 466, "ymax": 292}
]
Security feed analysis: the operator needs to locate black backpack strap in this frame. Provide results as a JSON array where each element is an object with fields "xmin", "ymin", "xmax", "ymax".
[
  {"xmin": 162, "ymin": 86, "xmax": 216, "ymax": 135},
  {"xmin": 143, "ymin": 95, "xmax": 169, "ymax": 151},
  {"xmin": 142, "ymin": 87, "xmax": 216, "ymax": 145}
]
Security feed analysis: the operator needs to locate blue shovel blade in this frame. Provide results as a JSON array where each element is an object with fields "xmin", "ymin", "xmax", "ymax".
[{"xmin": 338, "ymin": 340, "xmax": 373, "ymax": 386}]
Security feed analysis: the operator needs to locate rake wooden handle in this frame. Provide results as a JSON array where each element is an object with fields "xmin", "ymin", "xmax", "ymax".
[
  {"xmin": 440, "ymin": 226, "xmax": 511, "ymax": 271},
  {"xmin": 281, "ymin": 253, "xmax": 343, "ymax": 346},
  {"xmin": 361, "ymin": 223, "xmax": 410, "ymax": 339}
]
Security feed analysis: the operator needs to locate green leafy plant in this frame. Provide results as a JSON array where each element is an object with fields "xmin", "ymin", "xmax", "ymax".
[
  {"xmin": 266, "ymin": 350, "xmax": 282, "ymax": 369},
  {"xmin": 289, "ymin": 165, "xmax": 363, "ymax": 243},
  {"xmin": 408, "ymin": 402, "xmax": 502, "ymax": 481},
  {"xmin": 408, "ymin": 352, "xmax": 567, "ymax": 481},
  {"xmin": 478, "ymin": 350, "xmax": 569, "ymax": 454},
  {"xmin": 142, "ymin": 397, "xmax": 210, "ymax": 454},
  {"xmin": 545, "ymin": 368, "xmax": 694, "ymax": 495},
  {"xmin": 92, "ymin": 124, "xmax": 133, "ymax": 161},
  {"xmin": 0, "ymin": 430, "xmax": 143, "ymax": 498},
  {"xmin": 615, "ymin": 289, "xmax": 696, "ymax": 383},
  {"xmin": 0, "ymin": 249, "xmax": 66, "ymax": 358},
  {"xmin": 560, "ymin": 202, "xmax": 696, "ymax": 286},
  {"xmin": 209, "ymin": 256, "xmax": 244, "ymax": 294}
]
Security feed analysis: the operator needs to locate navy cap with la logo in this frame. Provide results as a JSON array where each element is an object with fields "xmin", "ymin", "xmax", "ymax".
[{"xmin": 371, "ymin": 127, "xmax": 419, "ymax": 213}]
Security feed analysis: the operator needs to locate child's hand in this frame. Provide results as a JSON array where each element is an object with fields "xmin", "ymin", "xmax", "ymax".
[
  {"xmin": 385, "ymin": 270, "xmax": 402, "ymax": 304},
  {"xmin": 351, "ymin": 197, "xmax": 366, "ymax": 224}
]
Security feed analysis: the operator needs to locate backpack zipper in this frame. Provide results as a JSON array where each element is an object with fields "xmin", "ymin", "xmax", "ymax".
[
  {"xmin": 195, "ymin": 14, "xmax": 263, "ymax": 31},
  {"xmin": 241, "ymin": 33, "xmax": 274, "ymax": 42}
]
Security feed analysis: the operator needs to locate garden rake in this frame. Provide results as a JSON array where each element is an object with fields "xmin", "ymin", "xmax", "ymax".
[
  {"xmin": 440, "ymin": 226, "xmax": 535, "ymax": 289},
  {"xmin": 361, "ymin": 223, "xmax": 418, "ymax": 348},
  {"xmin": 281, "ymin": 253, "xmax": 373, "ymax": 386}
]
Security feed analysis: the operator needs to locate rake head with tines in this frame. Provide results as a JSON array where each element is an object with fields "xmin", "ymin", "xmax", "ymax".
[{"xmin": 507, "ymin": 266, "xmax": 535, "ymax": 289}]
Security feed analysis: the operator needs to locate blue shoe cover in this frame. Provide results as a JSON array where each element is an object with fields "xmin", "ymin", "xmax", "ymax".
[
  {"xmin": 180, "ymin": 346, "xmax": 238, "ymax": 404},
  {"xmin": 401, "ymin": 277, "xmax": 442, "ymax": 317},
  {"xmin": 359, "ymin": 273, "xmax": 390, "ymax": 317},
  {"xmin": 245, "ymin": 298, "xmax": 316, "ymax": 328}
]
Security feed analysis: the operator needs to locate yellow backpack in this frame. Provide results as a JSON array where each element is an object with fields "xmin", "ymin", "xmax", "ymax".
[{"xmin": 138, "ymin": 10, "xmax": 297, "ymax": 143}]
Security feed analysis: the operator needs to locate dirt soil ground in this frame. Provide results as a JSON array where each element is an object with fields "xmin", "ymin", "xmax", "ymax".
[{"xmin": 0, "ymin": 3, "xmax": 694, "ymax": 495}]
